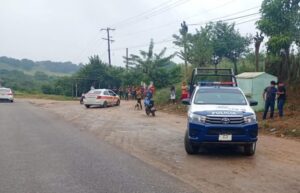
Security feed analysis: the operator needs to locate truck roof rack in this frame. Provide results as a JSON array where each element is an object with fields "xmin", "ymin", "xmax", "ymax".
[{"xmin": 189, "ymin": 68, "xmax": 237, "ymax": 95}]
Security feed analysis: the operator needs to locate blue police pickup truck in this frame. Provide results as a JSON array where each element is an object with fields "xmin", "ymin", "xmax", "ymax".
[{"xmin": 182, "ymin": 68, "xmax": 258, "ymax": 156}]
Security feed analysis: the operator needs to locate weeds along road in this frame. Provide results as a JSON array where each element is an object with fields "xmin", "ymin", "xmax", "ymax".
[
  {"xmin": 0, "ymin": 100, "xmax": 199, "ymax": 193},
  {"xmin": 17, "ymin": 99, "xmax": 300, "ymax": 193}
]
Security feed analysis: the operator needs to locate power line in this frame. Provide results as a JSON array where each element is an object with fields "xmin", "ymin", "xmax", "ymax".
[
  {"xmin": 112, "ymin": 16, "xmax": 261, "ymax": 52},
  {"xmin": 101, "ymin": 27, "xmax": 115, "ymax": 66},
  {"xmin": 203, "ymin": 6, "xmax": 260, "ymax": 22},
  {"xmin": 235, "ymin": 17, "xmax": 261, "ymax": 25},
  {"xmin": 115, "ymin": 5, "xmax": 260, "ymax": 39},
  {"xmin": 188, "ymin": 12, "xmax": 260, "ymax": 26},
  {"xmin": 142, "ymin": 0, "xmax": 191, "ymax": 19},
  {"xmin": 112, "ymin": 39, "xmax": 173, "ymax": 51},
  {"xmin": 112, "ymin": 12, "xmax": 261, "ymax": 51},
  {"xmin": 112, "ymin": 0, "xmax": 181, "ymax": 27},
  {"xmin": 113, "ymin": 0, "xmax": 192, "ymax": 28}
]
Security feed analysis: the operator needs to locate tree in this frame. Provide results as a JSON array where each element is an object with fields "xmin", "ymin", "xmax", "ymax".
[
  {"xmin": 254, "ymin": 32, "xmax": 265, "ymax": 72},
  {"xmin": 209, "ymin": 21, "xmax": 252, "ymax": 74},
  {"xmin": 173, "ymin": 21, "xmax": 190, "ymax": 79},
  {"xmin": 127, "ymin": 39, "xmax": 179, "ymax": 88},
  {"xmin": 188, "ymin": 26, "xmax": 214, "ymax": 67},
  {"xmin": 257, "ymin": 0, "xmax": 300, "ymax": 80},
  {"xmin": 173, "ymin": 21, "xmax": 251, "ymax": 74}
]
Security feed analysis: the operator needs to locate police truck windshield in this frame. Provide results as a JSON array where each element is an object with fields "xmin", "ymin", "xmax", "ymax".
[{"xmin": 194, "ymin": 88, "xmax": 247, "ymax": 105}]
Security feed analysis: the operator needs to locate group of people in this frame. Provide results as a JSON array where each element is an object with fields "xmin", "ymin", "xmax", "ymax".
[
  {"xmin": 263, "ymin": 81, "xmax": 286, "ymax": 120},
  {"xmin": 169, "ymin": 81, "xmax": 189, "ymax": 104},
  {"xmin": 113, "ymin": 86, "xmax": 142, "ymax": 101},
  {"xmin": 171, "ymin": 80, "xmax": 287, "ymax": 120},
  {"xmin": 111, "ymin": 83, "xmax": 156, "ymax": 109}
]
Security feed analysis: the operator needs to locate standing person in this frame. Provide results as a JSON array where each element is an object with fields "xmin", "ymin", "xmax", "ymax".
[
  {"xmin": 181, "ymin": 82, "xmax": 188, "ymax": 100},
  {"xmin": 119, "ymin": 87, "xmax": 123, "ymax": 99},
  {"xmin": 277, "ymin": 81, "xmax": 286, "ymax": 118},
  {"xmin": 141, "ymin": 85, "xmax": 145, "ymax": 99},
  {"xmin": 170, "ymin": 85, "xmax": 176, "ymax": 104},
  {"xmin": 112, "ymin": 86, "xmax": 117, "ymax": 94},
  {"xmin": 125, "ymin": 86, "xmax": 129, "ymax": 100},
  {"xmin": 136, "ymin": 87, "xmax": 143, "ymax": 109},
  {"xmin": 149, "ymin": 82, "xmax": 155, "ymax": 95},
  {"xmin": 128, "ymin": 86, "xmax": 132, "ymax": 100},
  {"xmin": 262, "ymin": 81, "xmax": 277, "ymax": 120},
  {"xmin": 132, "ymin": 86, "xmax": 136, "ymax": 100}
]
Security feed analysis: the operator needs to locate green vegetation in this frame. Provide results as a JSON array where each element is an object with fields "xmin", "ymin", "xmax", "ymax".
[
  {"xmin": 0, "ymin": 56, "xmax": 81, "ymax": 75},
  {"xmin": 46, "ymin": 52, "xmax": 182, "ymax": 97},
  {"xmin": 15, "ymin": 91, "xmax": 74, "ymax": 101},
  {"xmin": 257, "ymin": 0, "xmax": 300, "ymax": 81},
  {"xmin": 0, "ymin": 56, "xmax": 81, "ymax": 94},
  {"xmin": 1, "ymin": 0, "xmax": 299, "ymax": 101},
  {"xmin": 173, "ymin": 21, "xmax": 252, "ymax": 74}
]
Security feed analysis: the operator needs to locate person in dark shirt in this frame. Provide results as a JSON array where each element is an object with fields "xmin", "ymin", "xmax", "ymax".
[
  {"xmin": 277, "ymin": 82, "xmax": 286, "ymax": 117},
  {"xmin": 262, "ymin": 81, "xmax": 277, "ymax": 120}
]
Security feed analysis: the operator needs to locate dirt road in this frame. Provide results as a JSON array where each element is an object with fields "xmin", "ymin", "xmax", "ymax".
[{"xmin": 27, "ymin": 99, "xmax": 300, "ymax": 193}]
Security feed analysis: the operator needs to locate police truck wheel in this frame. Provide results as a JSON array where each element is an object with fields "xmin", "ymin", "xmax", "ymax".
[
  {"xmin": 244, "ymin": 142, "xmax": 256, "ymax": 156},
  {"xmin": 184, "ymin": 130, "xmax": 199, "ymax": 155}
]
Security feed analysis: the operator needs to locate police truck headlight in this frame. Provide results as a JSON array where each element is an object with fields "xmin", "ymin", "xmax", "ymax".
[
  {"xmin": 189, "ymin": 113, "xmax": 206, "ymax": 123},
  {"xmin": 244, "ymin": 115, "xmax": 257, "ymax": 123}
]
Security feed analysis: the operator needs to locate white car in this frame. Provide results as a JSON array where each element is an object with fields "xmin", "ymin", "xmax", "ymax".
[
  {"xmin": 0, "ymin": 87, "xmax": 14, "ymax": 102},
  {"xmin": 83, "ymin": 89, "xmax": 120, "ymax": 108}
]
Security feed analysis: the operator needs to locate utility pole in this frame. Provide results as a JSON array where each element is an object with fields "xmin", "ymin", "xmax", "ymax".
[{"xmin": 101, "ymin": 27, "xmax": 115, "ymax": 66}]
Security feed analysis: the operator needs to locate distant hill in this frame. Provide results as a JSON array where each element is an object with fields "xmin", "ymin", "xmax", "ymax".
[{"xmin": 0, "ymin": 56, "xmax": 83, "ymax": 76}]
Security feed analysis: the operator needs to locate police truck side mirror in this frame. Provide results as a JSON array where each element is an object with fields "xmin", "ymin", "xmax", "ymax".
[
  {"xmin": 182, "ymin": 98, "xmax": 191, "ymax": 105},
  {"xmin": 249, "ymin": 100, "xmax": 258, "ymax": 106}
]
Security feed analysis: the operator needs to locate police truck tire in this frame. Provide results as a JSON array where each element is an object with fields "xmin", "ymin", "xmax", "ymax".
[
  {"xmin": 184, "ymin": 130, "xmax": 199, "ymax": 155},
  {"xmin": 244, "ymin": 142, "xmax": 256, "ymax": 156}
]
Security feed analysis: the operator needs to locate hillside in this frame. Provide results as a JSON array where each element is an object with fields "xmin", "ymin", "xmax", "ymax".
[{"xmin": 0, "ymin": 56, "xmax": 82, "ymax": 76}]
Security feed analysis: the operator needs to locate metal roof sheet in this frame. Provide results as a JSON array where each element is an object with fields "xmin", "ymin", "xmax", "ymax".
[{"xmin": 236, "ymin": 72, "xmax": 265, "ymax": 79}]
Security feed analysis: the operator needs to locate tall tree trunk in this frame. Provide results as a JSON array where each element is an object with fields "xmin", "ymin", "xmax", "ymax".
[
  {"xmin": 255, "ymin": 48, "xmax": 259, "ymax": 72},
  {"xmin": 285, "ymin": 48, "xmax": 290, "ymax": 82},
  {"xmin": 254, "ymin": 32, "xmax": 264, "ymax": 72},
  {"xmin": 234, "ymin": 59, "xmax": 238, "ymax": 75}
]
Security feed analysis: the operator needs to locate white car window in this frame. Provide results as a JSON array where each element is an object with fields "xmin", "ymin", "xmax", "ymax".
[
  {"xmin": 88, "ymin": 90, "xmax": 102, "ymax": 94},
  {"xmin": 0, "ymin": 88, "xmax": 10, "ymax": 94},
  {"xmin": 108, "ymin": 91, "xmax": 115, "ymax": 96},
  {"xmin": 103, "ymin": 91, "xmax": 109, "ymax": 95}
]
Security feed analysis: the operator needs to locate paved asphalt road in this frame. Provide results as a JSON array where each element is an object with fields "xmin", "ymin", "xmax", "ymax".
[{"xmin": 0, "ymin": 101, "xmax": 199, "ymax": 193}]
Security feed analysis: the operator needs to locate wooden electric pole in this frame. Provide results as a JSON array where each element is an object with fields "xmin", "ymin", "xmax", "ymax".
[{"xmin": 101, "ymin": 27, "xmax": 115, "ymax": 66}]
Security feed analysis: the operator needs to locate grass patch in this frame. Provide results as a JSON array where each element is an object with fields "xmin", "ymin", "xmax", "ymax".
[
  {"xmin": 154, "ymin": 83, "xmax": 182, "ymax": 105},
  {"xmin": 284, "ymin": 129, "xmax": 300, "ymax": 137},
  {"xmin": 15, "ymin": 91, "xmax": 74, "ymax": 101},
  {"xmin": 153, "ymin": 84, "xmax": 188, "ymax": 115}
]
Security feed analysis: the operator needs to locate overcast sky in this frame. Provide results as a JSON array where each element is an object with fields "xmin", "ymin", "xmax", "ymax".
[{"xmin": 0, "ymin": 0, "xmax": 264, "ymax": 66}]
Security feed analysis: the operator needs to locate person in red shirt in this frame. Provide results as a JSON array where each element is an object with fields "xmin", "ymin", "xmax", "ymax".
[
  {"xmin": 181, "ymin": 81, "xmax": 188, "ymax": 99},
  {"xmin": 149, "ymin": 82, "xmax": 155, "ymax": 95}
]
